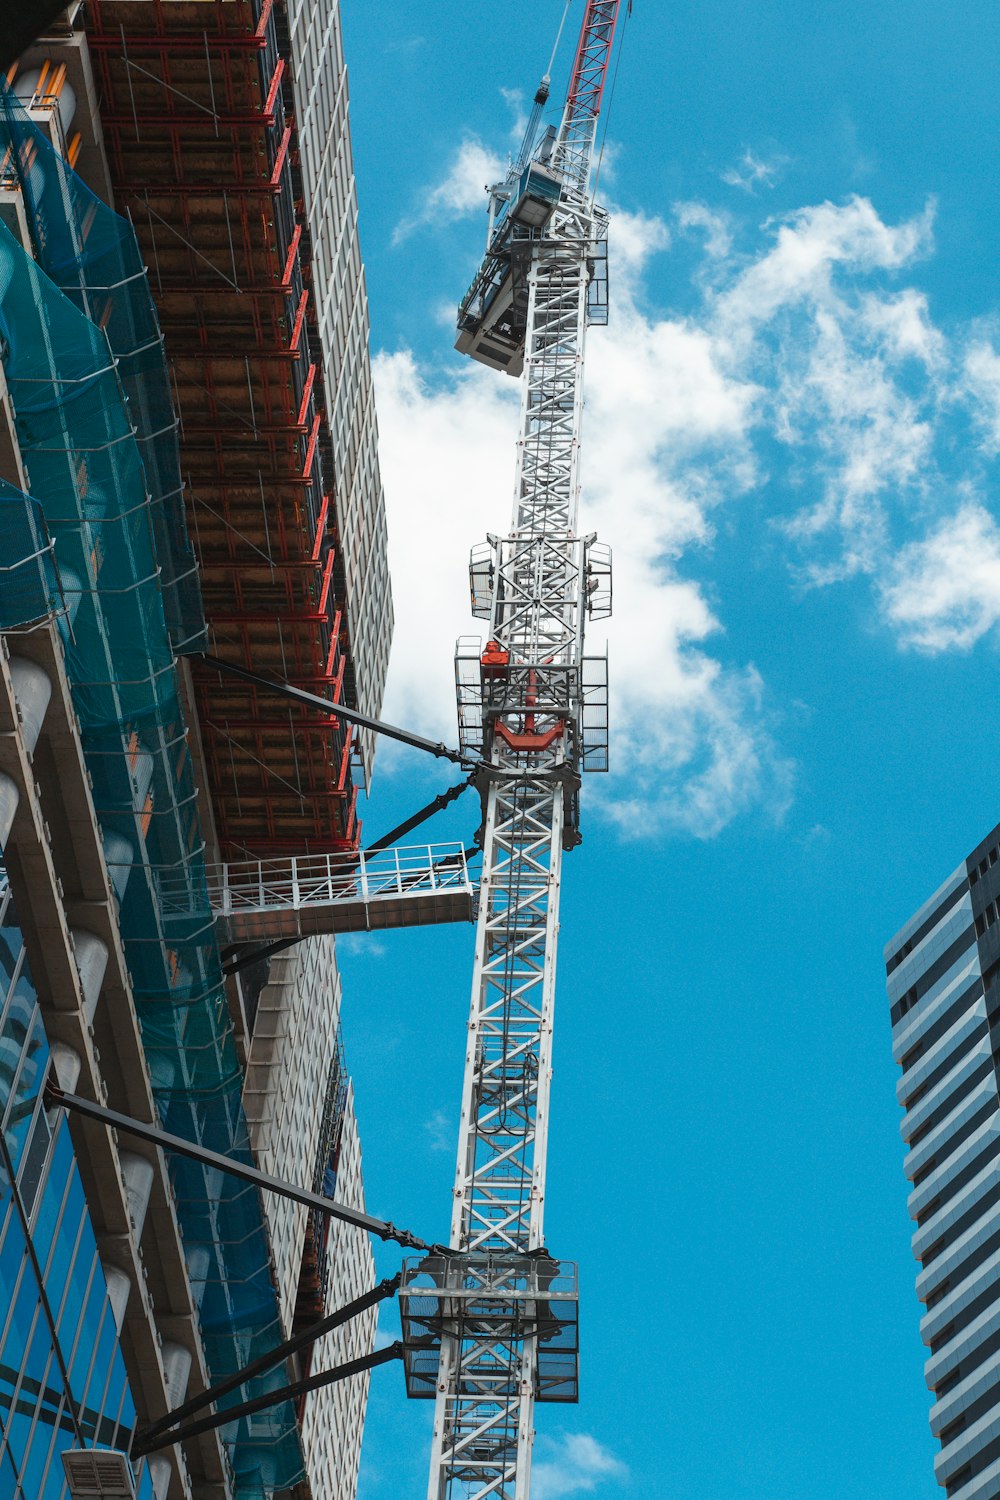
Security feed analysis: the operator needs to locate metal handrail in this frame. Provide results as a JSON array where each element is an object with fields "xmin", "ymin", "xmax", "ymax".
[{"xmin": 206, "ymin": 841, "xmax": 471, "ymax": 915}]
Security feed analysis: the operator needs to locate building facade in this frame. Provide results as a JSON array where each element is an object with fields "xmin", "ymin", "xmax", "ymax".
[
  {"xmin": 84, "ymin": 0, "xmax": 393, "ymax": 842},
  {"xmin": 887, "ymin": 821, "xmax": 1000, "ymax": 1500},
  {"xmin": 0, "ymin": 1, "xmax": 393, "ymax": 1496},
  {"xmin": 243, "ymin": 935, "xmax": 377, "ymax": 1496},
  {"xmin": 280, "ymin": 0, "xmax": 393, "ymax": 766},
  {"xmin": 0, "ymin": 883, "xmax": 158, "ymax": 1500}
]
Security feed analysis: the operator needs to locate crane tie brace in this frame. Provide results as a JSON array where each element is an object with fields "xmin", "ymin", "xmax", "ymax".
[{"xmin": 398, "ymin": 6, "xmax": 624, "ymax": 1499}]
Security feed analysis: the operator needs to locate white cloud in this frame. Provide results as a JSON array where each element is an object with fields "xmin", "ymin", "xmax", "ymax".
[
  {"xmin": 712, "ymin": 196, "xmax": 935, "ymax": 349},
  {"xmin": 675, "ymin": 200, "xmax": 732, "ymax": 259},
  {"xmin": 385, "ymin": 36, "xmax": 426, "ymax": 55},
  {"xmin": 769, "ymin": 305, "xmax": 933, "ymax": 581},
  {"xmin": 500, "ymin": 86, "xmax": 528, "ymax": 143},
  {"xmin": 374, "ymin": 180, "xmax": 1000, "ymax": 842},
  {"xmin": 374, "ymin": 207, "xmax": 790, "ymax": 840},
  {"xmin": 721, "ymin": 146, "xmax": 786, "ymax": 193},
  {"xmin": 532, "ymin": 1432, "xmax": 627, "ymax": 1500},
  {"xmin": 963, "ymin": 337, "xmax": 1000, "ymax": 452},
  {"xmin": 882, "ymin": 502, "xmax": 1000, "ymax": 651},
  {"xmin": 610, "ymin": 208, "xmax": 670, "ymax": 272},
  {"xmin": 393, "ymin": 90, "xmax": 529, "ymax": 245},
  {"xmin": 424, "ymin": 1108, "xmax": 453, "ymax": 1153},
  {"xmin": 336, "ymin": 934, "xmax": 387, "ymax": 960},
  {"xmin": 859, "ymin": 288, "xmax": 944, "ymax": 367},
  {"xmin": 372, "ymin": 347, "xmax": 516, "ymax": 738},
  {"xmin": 373, "ymin": 1322, "xmax": 398, "ymax": 1352},
  {"xmin": 393, "ymin": 138, "xmax": 503, "ymax": 244},
  {"xmin": 702, "ymin": 196, "xmax": 941, "ymax": 589}
]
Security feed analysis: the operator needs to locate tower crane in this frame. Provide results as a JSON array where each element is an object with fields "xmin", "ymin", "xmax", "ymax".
[
  {"xmin": 46, "ymin": 5, "xmax": 625, "ymax": 1491},
  {"xmin": 398, "ymin": 5, "xmax": 623, "ymax": 1495}
]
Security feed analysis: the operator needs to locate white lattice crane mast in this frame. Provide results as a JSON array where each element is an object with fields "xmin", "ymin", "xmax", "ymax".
[{"xmin": 398, "ymin": 6, "xmax": 622, "ymax": 1497}]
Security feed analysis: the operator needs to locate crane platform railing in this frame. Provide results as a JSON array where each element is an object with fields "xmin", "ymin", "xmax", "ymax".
[{"xmin": 157, "ymin": 843, "xmax": 476, "ymax": 942}]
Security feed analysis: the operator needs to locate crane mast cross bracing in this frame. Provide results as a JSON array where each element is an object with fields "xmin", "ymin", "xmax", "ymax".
[{"xmin": 399, "ymin": 6, "xmax": 622, "ymax": 1497}]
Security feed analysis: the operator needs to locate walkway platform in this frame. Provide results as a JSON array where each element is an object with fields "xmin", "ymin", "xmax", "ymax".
[{"xmin": 200, "ymin": 842, "xmax": 475, "ymax": 942}]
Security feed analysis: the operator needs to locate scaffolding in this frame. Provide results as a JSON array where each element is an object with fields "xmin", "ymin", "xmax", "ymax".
[{"xmin": 85, "ymin": 0, "xmax": 363, "ymax": 857}]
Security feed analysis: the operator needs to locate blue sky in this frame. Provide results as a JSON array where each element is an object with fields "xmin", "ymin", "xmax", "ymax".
[{"xmin": 330, "ymin": 3, "xmax": 1000, "ymax": 1496}]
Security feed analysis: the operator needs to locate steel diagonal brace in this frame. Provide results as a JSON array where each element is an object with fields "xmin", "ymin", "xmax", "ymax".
[
  {"xmin": 136, "ymin": 1275, "xmax": 402, "ymax": 1448},
  {"xmin": 196, "ymin": 653, "xmax": 576, "ymax": 795},
  {"xmin": 133, "ymin": 1344, "xmax": 405, "ymax": 1455},
  {"xmin": 196, "ymin": 651, "xmax": 487, "ymax": 772},
  {"xmin": 45, "ymin": 1084, "xmax": 446, "ymax": 1253}
]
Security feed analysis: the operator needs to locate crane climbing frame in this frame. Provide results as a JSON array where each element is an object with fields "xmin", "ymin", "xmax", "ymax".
[{"xmin": 398, "ymin": 6, "xmax": 623, "ymax": 1497}]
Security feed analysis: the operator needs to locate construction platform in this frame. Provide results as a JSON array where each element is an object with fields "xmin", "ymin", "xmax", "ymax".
[{"xmin": 179, "ymin": 842, "xmax": 476, "ymax": 941}]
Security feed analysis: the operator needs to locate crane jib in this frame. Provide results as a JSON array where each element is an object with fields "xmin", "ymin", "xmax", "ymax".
[{"xmin": 564, "ymin": 0, "xmax": 622, "ymax": 122}]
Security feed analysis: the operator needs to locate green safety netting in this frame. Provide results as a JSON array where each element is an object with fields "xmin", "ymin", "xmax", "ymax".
[
  {"xmin": 0, "ymin": 78, "xmax": 205, "ymax": 655},
  {"xmin": 0, "ymin": 182, "xmax": 305, "ymax": 1496},
  {"xmin": 0, "ymin": 482, "xmax": 61, "ymax": 627}
]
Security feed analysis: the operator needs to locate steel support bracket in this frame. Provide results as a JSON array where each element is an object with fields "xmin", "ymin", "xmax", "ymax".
[{"xmin": 45, "ymin": 1082, "xmax": 449, "ymax": 1253}]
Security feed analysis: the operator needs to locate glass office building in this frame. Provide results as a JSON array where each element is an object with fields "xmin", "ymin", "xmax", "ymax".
[
  {"xmin": 0, "ymin": 886, "xmax": 156, "ymax": 1499},
  {"xmin": 887, "ymin": 820, "xmax": 1000, "ymax": 1500}
]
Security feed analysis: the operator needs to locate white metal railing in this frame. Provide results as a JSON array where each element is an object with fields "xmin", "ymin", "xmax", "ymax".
[{"xmin": 205, "ymin": 842, "xmax": 472, "ymax": 918}]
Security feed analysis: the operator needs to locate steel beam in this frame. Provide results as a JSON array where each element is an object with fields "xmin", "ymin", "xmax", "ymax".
[
  {"xmin": 138, "ymin": 1275, "xmax": 402, "ymax": 1446},
  {"xmin": 196, "ymin": 651, "xmax": 484, "ymax": 771},
  {"xmin": 134, "ymin": 1344, "xmax": 404, "ymax": 1455},
  {"xmin": 45, "ymin": 1084, "xmax": 442, "ymax": 1252}
]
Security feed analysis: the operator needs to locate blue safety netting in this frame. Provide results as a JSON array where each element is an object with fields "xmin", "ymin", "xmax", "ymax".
[
  {"xmin": 0, "ymin": 482, "xmax": 61, "ymax": 628},
  {"xmin": 0, "ymin": 78, "xmax": 205, "ymax": 655},
  {"xmin": 0, "ymin": 190, "xmax": 305, "ymax": 1496}
]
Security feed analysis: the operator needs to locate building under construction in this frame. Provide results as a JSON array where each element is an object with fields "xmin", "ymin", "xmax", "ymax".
[
  {"xmin": 0, "ymin": 1, "xmax": 396, "ymax": 1496},
  {"xmin": 84, "ymin": 0, "xmax": 392, "ymax": 855}
]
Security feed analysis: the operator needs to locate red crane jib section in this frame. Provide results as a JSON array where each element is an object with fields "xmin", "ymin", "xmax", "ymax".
[{"xmin": 565, "ymin": 0, "xmax": 622, "ymax": 123}]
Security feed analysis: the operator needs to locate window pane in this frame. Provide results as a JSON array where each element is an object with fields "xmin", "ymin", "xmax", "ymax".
[
  {"xmin": 31, "ymin": 1128, "xmax": 71, "ymax": 1275},
  {"xmin": 18, "ymin": 1108, "xmax": 51, "ymax": 1221},
  {"xmin": 3, "ymin": 1301, "xmax": 49, "ymax": 1485},
  {"xmin": 3, "ymin": 1008, "xmax": 45, "ymax": 1173}
]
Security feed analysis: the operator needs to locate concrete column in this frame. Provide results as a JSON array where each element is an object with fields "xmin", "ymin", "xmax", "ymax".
[
  {"xmin": 185, "ymin": 1245, "xmax": 210, "ymax": 1309},
  {"xmin": 48, "ymin": 1041, "xmax": 81, "ymax": 1093},
  {"xmin": 169, "ymin": 961, "xmax": 193, "ymax": 999},
  {"xmin": 81, "ymin": 483, "xmax": 108, "ymax": 525},
  {"xmin": 12, "ymin": 66, "xmax": 78, "ymax": 133},
  {"xmin": 146, "ymin": 1455, "xmax": 172, "ymax": 1500},
  {"xmin": 69, "ymin": 927, "xmax": 108, "ymax": 1023},
  {"xmin": 0, "ymin": 772, "xmax": 18, "ymax": 847},
  {"xmin": 203, "ymin": 1165, "xmax": 226, "ymax": 1209},
  {"xmin": 128, "ymin": 745, "xmax": 153, "ymax": 811},
  {"xmin": 102, "ymin": 1263, "xmax": 131, "ymax": 1332},
  {"xmin": 101, "ymin": 829, "xmax": 134, "ymax": 900},
  {"xmin": 119, "ymin": 1150, "xmax": 154, "ymax": 1239},
  {"xmin": 160, "ymin": 1339, "xmax": 192, "ymax": 1408},
  {"xmin": 7, "ymin": 654, "xmax": 52, "ymax": 753}
]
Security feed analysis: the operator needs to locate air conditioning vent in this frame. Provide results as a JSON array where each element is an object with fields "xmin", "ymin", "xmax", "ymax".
[{"xmin": 62, "ymin": 1449, "xmax": 137, "ymax": 1499}]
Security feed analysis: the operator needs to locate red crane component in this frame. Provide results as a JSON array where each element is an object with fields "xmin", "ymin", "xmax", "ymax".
[
  {"xmin": 564, "ymin": 0, "xmax": 623, "ymax": 125},
  {"xmin": 480, "ymin": 639, "xmax": 510, "ymax": 678},
  {"xmin": 494, "ymin": 721, "xmax": 563, "ymax": 753}
]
